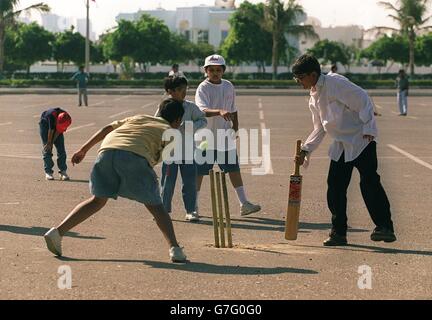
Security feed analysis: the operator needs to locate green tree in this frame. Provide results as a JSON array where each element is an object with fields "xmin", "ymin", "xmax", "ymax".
[
  {"xmin": 90, "ymin": 42, "xmax": 107, "ymax": 64},
  {"xmin": 0, "ymin": 0, "xmax": 50, "ymax": 72},
  {"xmin": 373, "ymin": 0, "xmax": 432, "ymax": 75},
  {"xmin": 414, "ymin": 33, "xmax": 432, "ymax": 65},
  {"xmin": 262, "ymin": 0, "xmax": 317, "ymax": 79},
  {"xmin": 135, "ymin": 14, "xmax": 172, "ymax": 68},
  {"xmin": 361, "ymin": 34, "xmax": 409, "ymax": 68},
  {"xmin": 191, "ymin": 42, "xmax": 215, "ymax": 72},
  {"xmin": 220, "ymin": 1, "xmax": 272, "ymax": 72},
  {"xmin": 12, "ymin": 22, "xmax": 54, "ymax": 73},
  {"xmin": 52, "ymin": 27, "xmax": 87, "ymax": 69},
  {"xmin": 101, "ymin": 20, "xmax": 140, "ymax": 64},
  {"xmin": 168, "ymin": 33, "xmax": 195, "ymax": 64},
  {"xmin": 308, "ymin": 40, "xmax": 350, "ymax": 65}
]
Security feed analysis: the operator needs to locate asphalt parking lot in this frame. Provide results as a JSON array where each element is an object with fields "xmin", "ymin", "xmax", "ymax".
[{"xmin": 0, "ymin": 92, "xmax": 431, "ymax": 299}]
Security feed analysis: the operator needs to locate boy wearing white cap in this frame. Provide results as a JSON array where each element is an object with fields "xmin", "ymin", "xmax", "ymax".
[{"xmin": 194, "ymin": 54, "xmax": 261, "ymax": 216}]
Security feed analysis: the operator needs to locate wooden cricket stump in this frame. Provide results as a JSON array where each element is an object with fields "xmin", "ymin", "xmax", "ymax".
[{"xmin": 209, "ymin": 169, "xmax": 233, "ymax": 248}]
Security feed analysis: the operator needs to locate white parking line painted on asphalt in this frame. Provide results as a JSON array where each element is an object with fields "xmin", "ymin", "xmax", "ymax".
[
  {"xmin": 258, "ymin": 98, "xmax": 263, "ymax": 109},
  {"xmin": 141, "ymin": 101, "xmax": 157, "ymax": 109},
  {"xmin": 0, "ymin": 202, "xmax": 20, "ymax": 205},
  {"xmin": 0, "ymin": 122, "xmax": 12, "ymax": 126},
  {"xmin": 114, "ymin": 95, "xmax": 129, "ymax": 101},
  {"xmin": 67, "ymin": 123, "xmax": 95, "ymax": 132},
  {"xmin": 23, "ymin": 102, "xmax": 51, "ymax": 109},
  {"xmin": 109, "ymin": 109, "xmax": 134, "ymax": 118},
  {"xmin": 375, "ymin": 104, "xmax": 383, "ymax": 109},
  {"xmin": 408, "ymin": 116, "xmax": 418, "ymax": 120},
  {"xmin": 255, "ymin": 122, "xmax": 274, "ymax": 175},
  {"xmin": 388, "ymin": 144, "xmax": 432, "ymax": 170},
  {"xmin": 33, "ymin": 114, "xmax": 40, "ymax": 118},
  {"xmin": 89, "ymin": 101, "xmax": 105, "ymax": 107},
  {"xmin": 259, "ymin": 110, "xmax": 264, "ymax": 120}
]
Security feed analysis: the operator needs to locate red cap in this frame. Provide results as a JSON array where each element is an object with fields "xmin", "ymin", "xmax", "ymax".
[{"xmin": 56, "ymin": 112, "xmax": 72, "ymax": 133}]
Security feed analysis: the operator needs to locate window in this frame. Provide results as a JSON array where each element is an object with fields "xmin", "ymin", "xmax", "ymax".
[
  {"xmin": 182, "ymin": 30, "xmax": 190, "ymax": 40},
  {"xmin": 198, "ymin": 30, "xmax": 209, "ymax": 43}
]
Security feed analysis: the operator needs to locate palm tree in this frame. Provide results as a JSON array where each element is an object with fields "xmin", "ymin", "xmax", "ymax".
[
  {"xmin": 0, "ymin": 1, "xmax": 50, "ymax": 72},
  {"xmin": 372, "ymin": 0, "xmax": 432, "ymax": 75},
  {"xmin": 262, "ymin": 0, "xmax": 317, "ymax": 79}
]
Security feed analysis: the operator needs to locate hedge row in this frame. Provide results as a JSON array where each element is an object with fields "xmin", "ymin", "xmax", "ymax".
[
  {"xmin": 5, "ymin": 71, "xmax": 432, "ymax": 81},
  {"xmin": 2, "ymin": 79, "xmax": 432, "ymax": 88}
]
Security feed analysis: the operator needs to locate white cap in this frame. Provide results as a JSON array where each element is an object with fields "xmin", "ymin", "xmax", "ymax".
[{"xmin": 203, "ymin": 54, "xmax": 226, "ymax": 68}]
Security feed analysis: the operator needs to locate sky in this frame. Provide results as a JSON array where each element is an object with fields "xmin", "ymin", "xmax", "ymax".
[{"xmin": 17, "ymin": 0, "xmax": 402, "ymax": 36}]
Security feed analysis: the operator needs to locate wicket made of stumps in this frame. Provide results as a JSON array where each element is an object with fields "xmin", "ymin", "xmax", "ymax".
[{"xmin": 209, "ymin": 169, "xmax": 233, "ymax": 248}]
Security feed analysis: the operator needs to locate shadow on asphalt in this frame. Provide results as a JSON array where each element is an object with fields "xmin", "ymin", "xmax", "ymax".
[
  {"xmin": 172, "ymin": 216, "xmax": 368, "ymax": 233},
  {"xmin": 293, "ymin": 243, "xmax": 432, "ymax": 256},
  {"xmin": 56, "ymin": 256, "xmax": 318, "ymax": 275},
  {"xmin": 0, "ymin": 224, "xmax": 104, "ymax": 240}
]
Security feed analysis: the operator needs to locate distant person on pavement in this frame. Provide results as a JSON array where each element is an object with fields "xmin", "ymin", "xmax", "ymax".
[
  {"xmin": 72, "ymin": 66, "xmax": 89, "ymax": 107},
  {"xmin": 168, "ymin": 64, "xmax": 185, "ymax": 78},
  {"xmin": 395, "ymin": 69, "xmax": 409, "ymax": 116},
  {"xmin": 328, "ymin": 64, "xmax": 338, "ymax": 75}
]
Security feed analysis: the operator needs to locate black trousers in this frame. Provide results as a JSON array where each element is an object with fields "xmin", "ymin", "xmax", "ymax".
[{"xmin": 327, "ymin": 141, "xmax": 394, "ymax": 236}]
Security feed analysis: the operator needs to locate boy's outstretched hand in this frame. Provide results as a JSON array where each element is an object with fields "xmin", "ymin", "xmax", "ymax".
[
  {"xmin": 219, "ymin": 110, "xmax": 232, "ymax": 121},
  {"xmin": 71, "ymin": 150, "xmax": 86, "ymax": 165}
]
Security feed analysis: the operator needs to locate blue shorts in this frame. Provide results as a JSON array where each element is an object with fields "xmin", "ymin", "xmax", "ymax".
[
  {"xmin": 196, "ymin": 149, "xmax": 240, "ymax": 176},
  {"xmin": 90, "ymin": 149, "xmax": 162, "ymax": 205}
]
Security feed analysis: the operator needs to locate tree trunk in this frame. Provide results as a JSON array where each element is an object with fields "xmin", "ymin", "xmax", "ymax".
[
  {"xmin": 0, "ymin": 23, "xmax": 5, "ymax": 73},
  {"xmin": 409, "ymin": 28, "xmax": 415, "ymax": 76},
  {"xmin": 272, "ymin": 33, "xmax": 279, "ymax": 80}
]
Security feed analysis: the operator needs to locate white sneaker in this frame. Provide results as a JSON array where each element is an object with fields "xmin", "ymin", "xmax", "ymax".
[
  {"xmin": 169, "ymin": 246, "xmax": 187, "ymax": 263},
  {"xmin": 44, "ymin": 227, "xmax": 63, "ymax": 256},
  {"xmin": 45, "ymin": 173, "xmax": 54, "ymax": 180},
  {"xmin": 241, "ymin": 201, "xmax": 261, "ymax": 216},
  {"xmin": 59, "ymin": 172, "xmax": 70, "ymax": 181},
  {"xmin": 185, "ymin": 211, "xmax": 200, "ymax": 222}
]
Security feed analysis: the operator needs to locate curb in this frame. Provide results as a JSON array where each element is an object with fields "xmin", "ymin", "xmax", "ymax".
[{"xmin": 1, "ymin": 87, "xmax": 432, "ymax": 97}]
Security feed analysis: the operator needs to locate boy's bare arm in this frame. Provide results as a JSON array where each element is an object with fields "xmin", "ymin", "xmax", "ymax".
[
  {"xmin": 203, "ymin": 108, "xmax": 232, "ymax": 120},
  {"xmin": 231, "ymin": 112, "xmax": 238, "ymax": 132},
  {"xmin": 71, "ymin": 125, "xmax": 114, "ymax": 165},
  {"xmin": 44, "ymin": 129, "xmax": 55, "ymax": 152}
]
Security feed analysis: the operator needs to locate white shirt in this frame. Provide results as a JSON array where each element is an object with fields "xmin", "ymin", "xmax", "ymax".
[
  {"xmin": 195, "ymin": 79, "xmax": 237, "ymax": 151},
  {"xmin": 168, "ymin": 70, "xmax": 185, "ymax": 77},
  {"xmin": 302, "ymin": 74, "xmax": 378, "ymax": 163},
  {"xmin": 154, "ymin": 99, "xmax": 207, "ymax": 162}
]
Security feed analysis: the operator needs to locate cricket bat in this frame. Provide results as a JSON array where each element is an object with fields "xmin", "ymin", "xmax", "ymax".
[{"xmin": 285, "ymin": 140, "xmax": 303, "ymax": 240}]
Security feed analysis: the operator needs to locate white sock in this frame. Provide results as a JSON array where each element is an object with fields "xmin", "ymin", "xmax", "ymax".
[{"xmin": 235, "ymin": 186, "xmax": 248, "ymax": 205}]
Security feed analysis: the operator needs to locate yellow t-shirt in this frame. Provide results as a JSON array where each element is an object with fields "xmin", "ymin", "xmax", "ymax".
[{"xmin": 99, "ymin": 115, "xmax": 171, "ymax": 167}]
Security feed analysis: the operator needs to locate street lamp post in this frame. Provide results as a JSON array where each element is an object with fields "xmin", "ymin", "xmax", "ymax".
[{"xmin": 85, "ymin": 0, "xmax": 90, "ymax": 73}]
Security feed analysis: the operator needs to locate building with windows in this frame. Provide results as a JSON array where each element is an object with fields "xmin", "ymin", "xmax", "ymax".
[{"xmin": 116, "ymin": 1, "xmax": 235, "ymax": 49}]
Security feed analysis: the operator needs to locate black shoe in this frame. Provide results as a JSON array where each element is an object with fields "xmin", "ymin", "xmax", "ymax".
[
  {"xmin": 323, "ymin": 233, "xmax": 347, "ymax": 246},
  {"xmin": 370, "ymin": 227, "xmax": 396, "ymax": 242}
]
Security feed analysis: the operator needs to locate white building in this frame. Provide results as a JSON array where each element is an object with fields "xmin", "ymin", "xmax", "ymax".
[
  {"xmin": 298, "ymin": 17, "xmax": 373, "ymax": 53},
  {"xmin": 39, "ymin": 13, "xmax": 95, "ymax": 41},
  {"xmin": 40, "ymin": 13, "xmax": 74, "ymax": 33},
  {"xmin": 116, "ymin": 1, "xmax": 235, "ymax": 49},
  {"xmin": 76, "ymin": 18, "xmax": 97, "ymax": 41}
]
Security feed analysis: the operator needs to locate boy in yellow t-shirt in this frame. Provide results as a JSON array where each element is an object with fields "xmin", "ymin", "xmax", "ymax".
[{"xmin": 44, "ymin": 99, "xmax": 188, "ymax": 263}]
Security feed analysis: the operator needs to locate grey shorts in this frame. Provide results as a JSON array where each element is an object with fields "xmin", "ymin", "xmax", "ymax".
[{"xmin": 90, "ymin": 149, "xmax": 162, "ymax": 205}]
